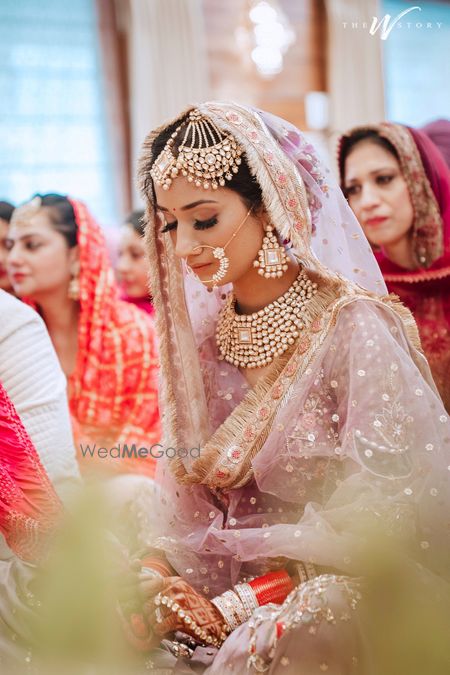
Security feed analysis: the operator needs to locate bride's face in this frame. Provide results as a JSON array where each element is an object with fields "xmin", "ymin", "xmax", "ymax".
[{"xmin": 154, "ymin": 176, "xmax": 264, "ymax": 286}]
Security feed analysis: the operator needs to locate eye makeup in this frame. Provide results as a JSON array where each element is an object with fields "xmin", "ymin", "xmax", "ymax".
[{"xmin": 160, "ymin": 216, "xmax": 218, "ymax": 233}]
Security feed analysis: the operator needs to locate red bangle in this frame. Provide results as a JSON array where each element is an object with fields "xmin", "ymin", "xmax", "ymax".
[{"xmin": 249, "ymin": 569, "xmax": 294, "ymax": 606}]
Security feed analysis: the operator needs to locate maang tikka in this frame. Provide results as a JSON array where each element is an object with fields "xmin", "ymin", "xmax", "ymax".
[
  {"xmin": 253, "ymin": 222, "xmax": 289, "ymax": 278},
  {"xmin": 150, "ymin": 109, "xmax": 243, "ymax": 191}
]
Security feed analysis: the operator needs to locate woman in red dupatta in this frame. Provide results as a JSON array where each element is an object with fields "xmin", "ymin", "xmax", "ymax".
[
  {"xmin": 7, "ymin": 195, "xmax": 161, "ymax": 478},
  {"xmin": 338, "ymin": 123, "xmax": 450, "ymax": 411},
  {"xmin": 0, "ymin": 380, "xmax": 62, "ymax": 564}
]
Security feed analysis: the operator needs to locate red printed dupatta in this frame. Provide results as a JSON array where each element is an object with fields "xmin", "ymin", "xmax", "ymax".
[
  {"xmin": 0, "ymin": 381, "xmax": 62, "ymax": 563},
  {"xmin": 67, "ymin": 200, "xmax": 160, "ymax": 478}
]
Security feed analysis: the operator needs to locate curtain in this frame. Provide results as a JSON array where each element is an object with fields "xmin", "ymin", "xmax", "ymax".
[
  {"xmin": 96, "ymin": 0, "xmax": 131, "ymax": 217},
  {"xmin": 124, "ymin": 0, "xmax": 209, "ymax": 206},
  {"xmin": 325, "ymin": 0, "xmax": 385, "ymax": 145}
]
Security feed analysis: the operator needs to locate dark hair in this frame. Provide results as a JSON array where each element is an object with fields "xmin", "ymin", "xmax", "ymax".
[
  {"xmin": 125, "ymin": 209, "xmax": 145, "ymax": 237},
  {"xmin": 338, "ymin": 129, "xmax": 399, "ymax": 188},
  {"xmin": 145, "ymin": 113, "xmax": 263, "ymax": 210},
  {"xmin": 0, "ymin": 200, "xmax": 14, "ymax": 223},
  {"xmin": 33, "ymin": 193, "xmax": 78, "ymax": 248}
]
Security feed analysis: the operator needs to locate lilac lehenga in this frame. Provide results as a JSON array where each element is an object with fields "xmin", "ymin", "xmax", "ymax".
[{"xmin": 136, "ymin": 103, "xmax": 450, "ymax": 673}]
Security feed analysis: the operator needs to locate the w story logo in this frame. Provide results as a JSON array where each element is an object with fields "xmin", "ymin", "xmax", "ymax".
[
  {"xmin": 369, "ymin": 5, "xmax": 421, "ymax": 40},
  {"xmin": 342, "ymin": 5, "xmax": 443, "ymax": 40}
]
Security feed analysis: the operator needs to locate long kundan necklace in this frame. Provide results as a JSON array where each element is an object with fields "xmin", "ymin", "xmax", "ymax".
[{"xmin": 216, "ymin": 270, "xmax": 317, "ymax": 369}]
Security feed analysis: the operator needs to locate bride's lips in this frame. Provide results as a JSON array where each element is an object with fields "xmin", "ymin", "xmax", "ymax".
[{"xmin": 191, "ymin": 262, "xmax": 212, "ymax": 271}]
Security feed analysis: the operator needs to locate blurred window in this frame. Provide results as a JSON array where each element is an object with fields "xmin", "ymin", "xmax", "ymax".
[
  {"xmin": 0, "ymin": 0, "xmax": 116, "ymax": 226},
  {"xmin": 382, "ymin": 0, "xmax": 450, "ymax": 125}
]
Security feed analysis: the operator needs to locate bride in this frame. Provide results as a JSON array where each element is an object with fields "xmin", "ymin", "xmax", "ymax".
[{"xmin": 120, "ymin": 102, "xmax": 450, "ymax": 673}]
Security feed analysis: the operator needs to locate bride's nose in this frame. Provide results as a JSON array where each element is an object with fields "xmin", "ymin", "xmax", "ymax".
[{"xmin": 174, "ymin": 224, "xmax": 201, "ymax": 259}]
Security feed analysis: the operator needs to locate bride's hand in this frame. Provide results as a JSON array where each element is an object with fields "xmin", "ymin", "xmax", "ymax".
[{"xmin": 142, "ymin": 576, "xmax": 226, "ymax": 644}]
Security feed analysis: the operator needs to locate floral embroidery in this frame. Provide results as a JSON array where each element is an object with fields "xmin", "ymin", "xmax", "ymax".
[
  {"xmin": 284, "ymin": 357, "xmax": 300, "ymax": 378},
  {"xmin": 225, "ymin": 111, "xmax": 242, "ymax": 124},
  {"xmin": 288, "ymin": 390, "xmax": 339, "ymax": 454},
  {"xmin": 353, "ymin": 362, "xmax": 413, "ymax": 479},
  {"xmin": 247, "ymin": 130, "xmax": 260, "ymax": 142},
  {"xmin": 257, "ymin": 404, "xmax": 272, "ymax": 420},
  {"xmin": 271, "ymin": 383, "xmax": 284, "ymax": 400},
  {"xmin": 243, "ymin": 426, "xmax": 257, "ymax": 442},
  {"xmin": 311, "ymin": 317, "xmax": 323, "ymax": 333},
  {"xmin": 286, "ymin": 198, "xmax": 298, "ymax": 211},
  {"xmin": 227, "ymin": 446, "xmax": 243, "ymax": 464}
]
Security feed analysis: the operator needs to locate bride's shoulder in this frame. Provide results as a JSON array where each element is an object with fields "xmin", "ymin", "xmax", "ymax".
[{"xmin": 329, "ymin": 290, "xmax": 421, "ymax": 353}]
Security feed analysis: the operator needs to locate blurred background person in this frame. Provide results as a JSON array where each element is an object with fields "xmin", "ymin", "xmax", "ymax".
[
  {"xmin": 0, "ymin": 288, "xmax": 80, "ymax": 669},
  {"xmin": 116, "ymin": 210, "xmax": 154, "ymax": 315},
  {"xmin": 7, "ymin": 194, "xmax": 160, "ymax": 479},
  {"xmin": 0, "ymin": 201, "xmax": 14, "ymax": 294},
  {"xmin": 338, "ymin": 123, "xmax": 450, "ymax": 411}
]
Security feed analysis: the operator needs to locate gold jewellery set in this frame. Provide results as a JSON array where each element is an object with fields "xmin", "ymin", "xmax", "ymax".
[{"xmin": 151, "ymin": 109, "xmax": 317, "ymax": 369}]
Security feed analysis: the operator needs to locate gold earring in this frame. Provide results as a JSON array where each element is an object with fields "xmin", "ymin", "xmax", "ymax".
[
  {"xmin": 253, "ymin": 223, "xmax": 289, "ymax": 278},
  {"xmin": 68, "ymin": 275, "xmax": 80, "ymax": 301}
]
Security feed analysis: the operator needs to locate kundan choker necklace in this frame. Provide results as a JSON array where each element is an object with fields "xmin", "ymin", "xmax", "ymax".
[{"xmin": 216, "ymin": 270, "xmax": 317, "ymax": 369}]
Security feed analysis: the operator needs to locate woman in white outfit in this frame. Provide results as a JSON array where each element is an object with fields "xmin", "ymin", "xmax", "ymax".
[{"xmin": 0, "ymin": 289, "xmax": 80, "ymax": 672}]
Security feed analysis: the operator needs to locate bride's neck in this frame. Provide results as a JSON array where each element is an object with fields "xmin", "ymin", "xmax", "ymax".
[{"xmin": 232, "ymin": 259, "xmax": 300, "ymax": 314}]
